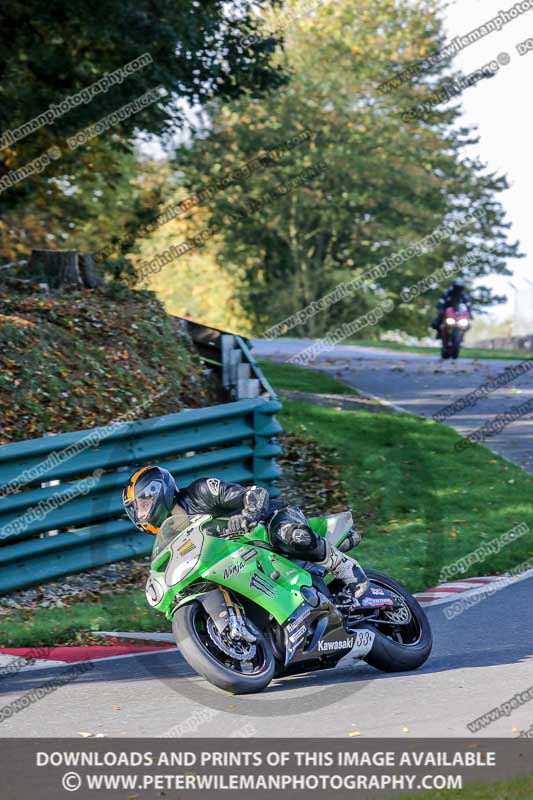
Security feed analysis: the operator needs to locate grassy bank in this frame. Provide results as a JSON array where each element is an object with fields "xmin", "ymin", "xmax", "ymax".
[
  {"xmin": 0, "ymin": 283, "xmax": 216, "ymax": 444},
  {"xmin": 257, "ymin": 359, "xmax": 359, "ymax": 394}
]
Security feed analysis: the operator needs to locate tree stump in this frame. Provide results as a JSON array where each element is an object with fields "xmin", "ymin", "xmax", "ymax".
[
  {"xmin": 79, "ymin": 252, "xmax": 104, "ymax": 288},
  {"xmin": 27, "ymin": 249, "xmax": 103, "ymax": 290},
  {"xmin": 29, "ymin": 250, "xmax": 82, "ymax": 289}
]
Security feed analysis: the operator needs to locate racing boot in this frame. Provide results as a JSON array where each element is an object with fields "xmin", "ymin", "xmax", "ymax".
[{"xmin": 316, "ymin": 540, "xmax": 369, "ymax": 601}]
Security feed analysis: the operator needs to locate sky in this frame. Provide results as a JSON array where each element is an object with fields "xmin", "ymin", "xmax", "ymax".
[{"xmin": 443, "ymin": 0, "xmax": 533, "ymax": 325}]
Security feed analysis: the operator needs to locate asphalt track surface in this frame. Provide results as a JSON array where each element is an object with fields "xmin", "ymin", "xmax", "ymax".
[
  {"xmin": 252, "ymin": 339, "xmax": 533, "ymax": 473},
  {"xmin": 0, "ymin": 575, "xmax": 531, "ymax": 737}
]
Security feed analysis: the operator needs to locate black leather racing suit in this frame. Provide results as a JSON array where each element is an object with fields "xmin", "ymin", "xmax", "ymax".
[{"xmin": 178, "ymin": 478, "xmax": 326, "ymax": 561}]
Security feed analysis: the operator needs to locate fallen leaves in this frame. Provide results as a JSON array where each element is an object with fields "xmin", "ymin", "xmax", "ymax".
[
  {"xmin": 277, "ymin": 432, "xmax": 349, "ymax": 515},
  {"xmin": 0, "ymin": 285, "xmax": 220, "ymax": 446},
  {"xmin": 0, "ymin": 558, "xmax": 151, "ymax": 616},
  {"xmin": 0, "ymin": 314, "xmax": 35, "ymax": 328}
]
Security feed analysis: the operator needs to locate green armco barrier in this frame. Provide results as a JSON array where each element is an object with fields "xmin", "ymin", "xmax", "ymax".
[{"xmin": 0, "ymin": 398, "xmax": 282, "ymax": 594}]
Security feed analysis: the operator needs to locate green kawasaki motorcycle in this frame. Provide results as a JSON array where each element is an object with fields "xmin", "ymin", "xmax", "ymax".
[{"xmin": 145, "ymin": 510, "xmax": 432, "ymax": 694}]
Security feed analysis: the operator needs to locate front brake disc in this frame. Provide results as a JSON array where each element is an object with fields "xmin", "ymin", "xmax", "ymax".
[{"xmin": 206, "ymin": 617, "xmax": 257, "ymax": 661}]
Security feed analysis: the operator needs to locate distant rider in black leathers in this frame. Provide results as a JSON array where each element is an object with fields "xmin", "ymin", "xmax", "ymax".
[{"xmin": 432, "ymin": 278, "xmax": 472, "ymax": 338}]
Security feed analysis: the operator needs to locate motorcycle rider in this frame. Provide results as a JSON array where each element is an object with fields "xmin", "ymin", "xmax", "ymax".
[
  {"xmin": 122, "ymin": 465, "xmax": 370, "ymax": 603},
  {"xmin": 432, "ymin": 278, "xmax": 472, "ymax": 338}
]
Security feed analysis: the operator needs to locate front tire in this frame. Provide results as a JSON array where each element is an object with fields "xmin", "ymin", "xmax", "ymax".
[
  {"xmin": 451, "ymin": 328, "xmax": 463, "ymax": 359},
  {"xmin": 362, "ymin": 569, "xmax": 432, "ymax": 673},
  {"xmin": 173, "ymin": 601, "xmax": 275, "ymax": 694}
]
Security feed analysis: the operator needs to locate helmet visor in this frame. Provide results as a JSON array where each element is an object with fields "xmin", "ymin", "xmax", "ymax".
[
  {"xmin": 124, "ymin": 479, "xmax": 163, "ymax": 524},
  {"xmin": 134, "ymin": 495, "xmax": 156, "ymax": 521}
]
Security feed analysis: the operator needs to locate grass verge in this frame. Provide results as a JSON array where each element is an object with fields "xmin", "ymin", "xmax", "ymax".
[
  {"xmin": 346, "ymin": 339, "xmax": 532, "ymax": 361},
  {"xmin": 0, "ymin": 592, "xmax": 170, "ymax": 647},
  {"xmin": 257, "ymin": 359, "xmax": 358, "ymax": 394},
  {"xmin": 261, "ymin": 361, "xmax": 533, "ymax": 592},
  {"xmin": 392, "ymin": 773, "xmax": 533, "ymax": 800}
]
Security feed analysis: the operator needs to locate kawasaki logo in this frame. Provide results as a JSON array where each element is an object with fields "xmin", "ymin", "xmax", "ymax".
[{"xmin": 317, "ymin": 637, "xmax": 354, "ymax": 652}]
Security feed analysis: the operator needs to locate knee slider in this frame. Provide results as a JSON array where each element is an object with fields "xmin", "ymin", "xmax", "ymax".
[{"xmin": 280, "ymin": 523, "xmax": 314, "ymax": 549}]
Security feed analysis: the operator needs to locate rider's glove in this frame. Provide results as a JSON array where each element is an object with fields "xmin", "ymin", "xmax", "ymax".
[{"xmin": 227, "ymin": 513, "xmax": 254, "ymax": 535}]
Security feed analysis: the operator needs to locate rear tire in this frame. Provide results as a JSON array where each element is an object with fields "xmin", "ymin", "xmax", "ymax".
[
  {"xmin": 173, "ymin": 601, "xmax": 275, "ymax": 694},
  {"xmin": 362, "ymin": 569, "xmax": 432, "ymax": 673}
]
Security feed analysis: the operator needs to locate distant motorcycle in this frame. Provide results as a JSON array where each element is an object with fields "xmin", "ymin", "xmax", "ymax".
[
  {"xmin": 145, "ymin": 510, "xmax": 432, "ymax": 694},
  {"xmin": 440, "ymin": 302, "xmax": 471, "ymax": 359}
]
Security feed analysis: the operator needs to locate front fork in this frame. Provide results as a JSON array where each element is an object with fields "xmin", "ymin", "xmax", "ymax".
[{"xmin": 220, "ymin": 587, "xmax": 257, "ymax": 643}]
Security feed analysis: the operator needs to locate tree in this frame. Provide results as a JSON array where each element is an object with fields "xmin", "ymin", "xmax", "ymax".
[
  {"xmin": 0, "ymin": 0, "xmax": 286, "ymax": 254},
  {"xmin": 144, "ymin": 233, "xmax": 251, "ymax": 334},
  {"xmin": 169, "ymin": 0, "xmax": 520, "ymax": 337},
  {"xmin": 0, "ymin": 143, "xmax": 170, "ymax": 278}
]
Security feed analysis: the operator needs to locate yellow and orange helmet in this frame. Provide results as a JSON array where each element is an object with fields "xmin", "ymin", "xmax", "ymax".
[{"xmin": 122, "ymin": 465, "xmax": 178, "ymax": 535}]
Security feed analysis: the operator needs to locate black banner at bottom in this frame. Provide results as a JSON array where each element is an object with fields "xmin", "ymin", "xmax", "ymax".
[{"xmin": 1, "ymin": 738, "xmax": 532, "ymax": 799}]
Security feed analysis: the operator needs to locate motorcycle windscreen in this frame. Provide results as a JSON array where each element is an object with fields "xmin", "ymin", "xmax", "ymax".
[{"xmin": 152, "ymin": 512, "xmax": 193, "ymax": 559}]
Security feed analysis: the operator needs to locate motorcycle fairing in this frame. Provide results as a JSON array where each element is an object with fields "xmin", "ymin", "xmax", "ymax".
[
  {"xmin": 148, "ymin": 517, "xmax": 312, "ymax": 622},
  {"xmin": 148, "ymin": 513, "xmax": 355, "ymax": 623},
  {"xmin": 281, "ymin": 593, "xmax": 376, "ymax": 668}
]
